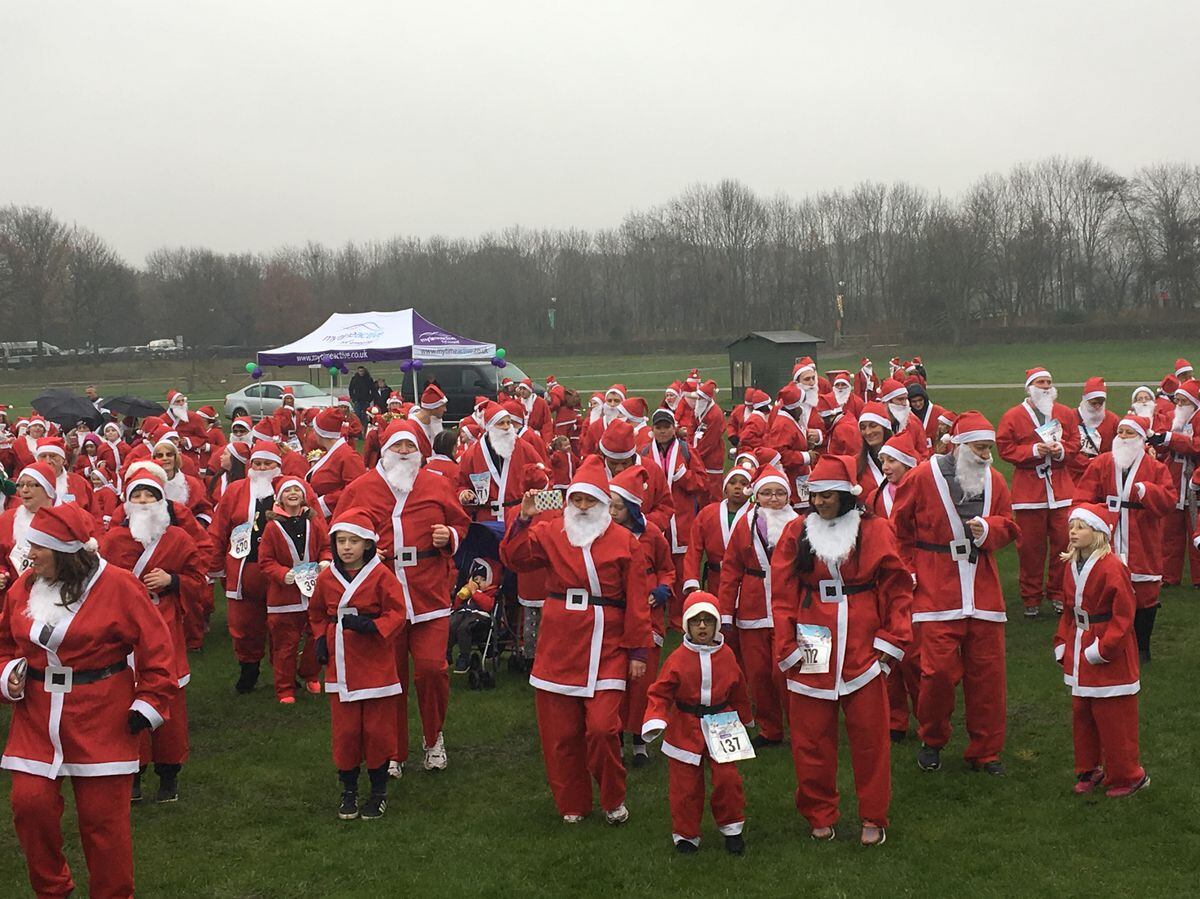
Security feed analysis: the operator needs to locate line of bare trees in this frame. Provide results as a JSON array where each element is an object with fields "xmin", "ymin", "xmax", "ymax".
[{"xmin": 2, "ymin": 156, "xmax": 1197, "ymax": 353}]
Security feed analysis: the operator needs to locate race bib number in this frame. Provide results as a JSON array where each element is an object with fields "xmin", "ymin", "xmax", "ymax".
[
  {"xmin": 9, "ymin": 543, "xmax": 29, "ymax": 575},
  {"xmin": 701, "ymin": 711, "xmax": 756, "ymax": 764},
  {"xmin": 794, "ymin": 475, "xmax": 810, "ymax": 504},
  {"xmin": 229, "ymin": 522, "xmax": 252, "ymax": 560},
  {"xmin": 795, "ymin": 623, "xmax": 832, "ymax": 674},
  {"xmin": 1035, "ymin": 419, "xmax": 1063, "ymax": 445},
  {"xmin": 469, "ymin": 472, "xmax": 491, "ymax": 506},
  {"xmin": 291, "ymin": 562, "xmax": 320, "ymax": 597}
]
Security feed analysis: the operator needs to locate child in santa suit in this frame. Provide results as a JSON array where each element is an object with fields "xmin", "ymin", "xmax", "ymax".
[
  {"xmin": 308, "ymin": 509, "xmax": 406, "ymax": 820},
  {"xmin": 641, "ymin": 592, "xmax": 752, "ymax": 855},
  {"xmin": 257, "ymin": 476, "xmax": 332, "ymax": 704},
  {"xmin": 448, "ymin": 562, "xmax": 497, "ymax": 674},
  {"xmin": 1054, "ymin": 504, "xmax": 1149, "ymax": 797}
]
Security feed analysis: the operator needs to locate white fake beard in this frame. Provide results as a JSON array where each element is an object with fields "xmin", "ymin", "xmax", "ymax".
[
  {"xmin": 695, "ymin": 396, "xmax": 712, "ymax": 419},
  {"xmin": 171, "ymin": 403, "xmax": 189, "ymax": 422},
  {"xmin": 163, "ymin": 471, "xmax": 189, "ymax": 505},
  {"xmin": 127, "ymin": 499, "xmax": 170, "ymax": 546},
  {"xmin": 488, "ymin": 426, "xmax": 517, "ymax": 460},
  {"xmin": 1111, "ymin": 436, "xmax": 1144, "ymax": 472},
  {"xmin": 521, "ymin": 394, "xmax": 534, "ymax": 413},
  {"xmin": 563, "ymin": 503, "xmax": 611, "ymax": 548},
  {"xmin": 25, "ymin": 577, "xmax": 74, "ymax": 626},
  {"xmin": 1029, "ymin": 386, "xmax": 1057, "ymax": 418},
  {"xmin": 665, "ymin": 395, "xmax": 678, "ymax": 411},
  {"xmin": 759, "ymin": 506, "xmax": 797, "ymax": 549},
  {"xmin": 1131, "ymin": 400, "xmax": 1155, "ymax": 419},
  {"xmin": 955, "ymin": 444, "xmax": 992, "ymax": 499},
  {"xmin": 601, "ymin": 405, "xmax": 619, "ymax": 426},
  {"xmin": 248, "ymin": 468, "xmax": 277, "ymax": 501},
  {"xmin": 1078, "ymin": 402, "xmax": 1105, "ymax": 429},
  {"xmin": 381, "ymin": 450, "xmax": 421, "ymax": 494},
  {"xmin": 11, "ymin": 505, "xmax": 32, "ymax": 552},
  {"xmin": 833, "ymin": 385, "xmax": 851, "ymax": 406},
  {"xmin": 804, "ymin": 507, "xmax": 862, "ymax": 568},
  {"xmin": 800, "ymin": 384, "xmax": 818, "ymax": 409},
  {"xmin": 888, "ymin": 403, "xmax": 911, "ymax": 431},
  {"xmin": 425, "ymin": 415, "xmax": 443, "ymax": 439},
  {"xmin": 1172, "ymin": 404, "xmax": 1194, "ymax": 433}
]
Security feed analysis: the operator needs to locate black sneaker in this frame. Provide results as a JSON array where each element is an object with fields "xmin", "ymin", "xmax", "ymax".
[
  {"xmin": 917, "ymin": 744, "xmax": 942, "ymax": 771},
  {"xmin": 750, "ymin": 735, "xmax": 783, "ymax": 749},
  {"xmin": 674, "ymin": 840, "xmax": 699, "ymax": 855},
  {"xmin": 337, "ymin": 791, "xmax": 358, "ymax": 820},
  {"xmin": 631, "ymin": 745, "xmax": 648, "ymax": 768},
  {"xmin": 969, "ymin": 759, "xmax": 1006, "ymax": 777},
  {"xmin": 453, "ymin": 655, "xmax": 471, "ymax": 674},
  {"xmin": 1023, "ymin": 606, "xmax": 1040, "ymax": 619},
  {"xmin": 724, "ymin": 834, "xmax": 746, "ymax": 855},
  {"xmin": 235, "ymin": 661, "xmax": 260, "ymax": 694},
  {"xmin": 155, "ymin": 776, "xmax": 179, "ymax": 803},
  {"xmin": 889, "ymin": 729, "xmax": 907, "ymax": 744},
  {"xmin": 131, "ymin": 772, "xmax": 143, "ymax": 804},
  {"xmin": 360, "ymin": 793, "xmax": 387, "ymax": 819}
]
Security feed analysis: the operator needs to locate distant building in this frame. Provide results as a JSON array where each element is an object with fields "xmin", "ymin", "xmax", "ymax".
[{"xmin": 726, "ymin": 330, "xmax": 826, "ymax": 395}]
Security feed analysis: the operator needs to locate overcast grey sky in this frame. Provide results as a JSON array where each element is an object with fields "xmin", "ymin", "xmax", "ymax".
[{"xmin": 2, "ymin": 0, "xmax": 1196, "ymax": 263}]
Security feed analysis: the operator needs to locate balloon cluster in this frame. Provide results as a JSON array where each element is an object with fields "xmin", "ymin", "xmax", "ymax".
[
  {"xmin": 244, "ymin": 361, "xmax": 263, "ymax": 379},
  {"xmin": 318, "ymin": 355, "xmax": 349, "ymax": 376},
  {"xmin": 490, "ymin": 347, "xmax": 508, "ymax": 368},
  {"xmin": 400, "ymin": 358, "xmax": 425, "ymax": 374}
]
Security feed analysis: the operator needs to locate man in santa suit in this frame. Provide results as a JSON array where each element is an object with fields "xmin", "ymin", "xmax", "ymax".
[
  {"xmin": 517, "ymin": 378, "xmax": 554, "ymax": 447},
  {"xmin": 409, "ymin": 383, "xmax": 448, "ymax": 448},
  {"xmin": 581, "ymin": 385, "xmax": 627, "ymax": 458},
  {"xmin": 500, "ymin": 456, "xmax": 652, "ymax": 824},
  {"xmin": 1174, "ymin": 358, "xmax": 1194, "ymax": 383},
  {"xmin": 766, "ymin": 383, "xmax": 815, "ymax": 511},
  {"xmin": 681, "ymin": 466, "xmax": 752, "ymax": 615},
  {"xmin": 877, "ymin": 378, "xmax": 931, "ymax": 455},
  {"xmin": 0, "ymin": 464, "xmax": 58, "ymax": 593},
  {"xmin": 1063, "ymin": 377, "xmax": 1119, "ymax": 482},
  {"xmin": 997, "ymin": 367, "xmax": 1080, "ymax": 617},
  {"xmin": 0, "ymin": 503, "xmax": 176, "ymax": 899},
  {"xmin": 686, "ymin": 380, "xmax": 727, "ymax": 502},
  {"xmin": 717, "ymin": 466, "xmax": 795, "ymax": 749},
  {"xmin": 595, "ymin": 419, "xmax": 675, "ymax": 534},
  {"xmin": 195, "ymin": 405, "xmax": 226, "ymax": 449},
  {"xmin": 818, "ymin": 392, "xmax": 863, "ymax": 458},
  {"xmin": 35, "ymin": 438, "xmax": 92, "ymax": 508},
  {"xmin": 335, "ymin": 419, "xmax": 470, "ymax": 774},
  {"xmin": 734, "ymin": 388, "xmax": 771, "ymax": 456},
  {"xmin": 828, "ymin": 370, "xmax": 865, "ymax": 419},
  {"xmin": 1073, "ymin": 414, "xmax": 1174, "ymax": 663},
  {"xmin": 457, "ymin": 403, "xmax": 545, "ymax": 525},
  {"xmin": 101, "ymin": 466, "xmax": 205, "ymax": 803},
  {"xmin": 306, "ymin": 408, "xmax": 366, "ymax": 519},
  {"xmin": 12, "ymin": 417, "xmax": 49, "ymax": 470},
  {"xmin": 1129, "ymin": 385, "xmax": 1167, "ymax": 434},
  {"xmin": 547, "ymin": 381, "xmax": 581, "ymax": 451},
  {"xmin": 271, "ymin": 387, "xmax": 299, "ymax": 442},
  {"xmin": 163, "ymin": 390, "xmax": 209, "ymax": 468},
  {"xmin": 854, "ymin": 357, "xmax": 878, "ymax": 402},
  {"xmin": 503, "ymin": 399, "xmax": 552, "ymax": 465},
  {"xmin": 1148, "ymin": 378, "xmax": 1200, "ymax": 588},
  {"xmin": 891, "ymin": 412, "xmax": 1020, "ymax": 774}
]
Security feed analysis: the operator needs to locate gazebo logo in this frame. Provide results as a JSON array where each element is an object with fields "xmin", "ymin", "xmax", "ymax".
[{"xmin": 322, "ymin": 321, "xmax": 384, "ymax": 347}]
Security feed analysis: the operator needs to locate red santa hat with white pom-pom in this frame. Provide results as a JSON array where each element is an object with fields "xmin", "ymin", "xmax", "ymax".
[
  {"xmin": 27, "ymin": 503, "xmax": 99, "ymax": 554},
  {"xmin": 806, "ymin": 454, "xmax": 862, "ymax": 496}
]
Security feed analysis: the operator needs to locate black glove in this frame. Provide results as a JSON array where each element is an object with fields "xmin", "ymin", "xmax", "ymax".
[
  {"xmin": 314, "ymin": 635, "xmax": 329, "ymax": 665},
  {"xmin": 1146, "ymin": 432, "xmax": 1167, "ymax": 448},
  {"xmin": 128, "ymin": 710, "xmax": 152, "ymax": 734},
  {"xmin": 341, "ymin": 614, "xmax": 378, "ymax": 635}
]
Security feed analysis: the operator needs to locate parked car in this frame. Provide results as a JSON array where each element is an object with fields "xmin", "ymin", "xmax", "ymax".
[
  {"xmin": 223, "ymin": 380, "xmax": 338, "ymax": 420},
  {"xmin": 398, "ymin": 360, "xmax": 542, "ymax": 423}
]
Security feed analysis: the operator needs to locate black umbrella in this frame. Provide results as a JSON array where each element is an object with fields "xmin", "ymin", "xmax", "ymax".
[
  {"xmin": 31, "ymin": 388, "xmax": 104, "ymax": 430},
  {"xmin": 101, "ymin": 395, "xmax": 166, "ymax": 419}
]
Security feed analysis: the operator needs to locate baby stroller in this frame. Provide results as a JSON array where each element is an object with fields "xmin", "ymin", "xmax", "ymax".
[{"xmin": 452, "ymin": 523, "xmax": 520, "ymax": 689}]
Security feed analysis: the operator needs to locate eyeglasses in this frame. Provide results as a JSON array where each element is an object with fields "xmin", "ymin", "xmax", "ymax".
[{"xmin": 756, "ymin": 489, "xmax": 789, "ymax": 500}]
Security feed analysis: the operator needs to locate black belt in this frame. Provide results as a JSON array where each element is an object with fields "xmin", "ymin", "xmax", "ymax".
[
  {"xmin": 676, "ymin": 699, "xmax": 729, "ymax": 717},
  {"xmin": 547, "ymin": 591, "xmax": 626, "ymax": 609},
  {"xmin": 745, "ymin": 568, "xmax": 766, "ymax": 579},
  {"xmin": 386, "ymin": 548, "xmax": 441, "ymax": 563},
  {"xmin": 1073, "ymin": 610, "xmax": 1112, "ymax": 626},
  {"xmin": 916, "ymin": 540, "xmax": 985, "ymax": 564},
  {"xmin": 29, "ymin": 660, "xmax": 127, "ymax": 685},
  {"xmin": 802, "ymin": 580, "xmax": 877, "ymax": 608},
  {"xmin": 1110, "ymin": 501, "xmax": 1144, "ymax": 510}
]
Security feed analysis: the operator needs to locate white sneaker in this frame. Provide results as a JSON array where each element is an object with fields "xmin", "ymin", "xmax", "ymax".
[
  {"xmin": 388, "ymin": 761, "xmax": 403, "ymax": 779},
  {"xmin": 423, "ymin": 732, "xmax": 448, "ymax": 771},
  {"xmin": 562, "ymin": 814, "xmax": 585, "ymax": 824},
  {"xmin": 605, "ymin": 804, "xmax": 629, "ymax": 825},
  {"xmin": 1052, "ymin": 600, "xmax": 1064, "ymax": 614}
]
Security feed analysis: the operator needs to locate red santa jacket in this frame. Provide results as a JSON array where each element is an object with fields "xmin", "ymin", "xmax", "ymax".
[
  {"xmin": 549, "ymin": 445, "xmax": 579, "ymax": 490},
  {"xmin": 501, "ymin": 515, "xmax": 652, "ymax": 697},
  {"xmin": 1062, "ymin": 407, "xmax": 1119, "ymax": 482},
  {"xmin": 825, "ymin": 412, "xmax": 863, "ymax": 458},
  {"xmin": 165, "ymin": 470, "xmax": 214, "ymax": 526},
  {"xmin": 641, "ymin": 637, "xmax": 752, "ymax": 766},
  {"xmin": 524, "ymin": 395, "xmax": 554, "ymax": 447},
  {"xmin": 1072, "ymin": 450, "xmax": 1174, "ymax": 586},
  {"xmin": 89, "ymin": 483, "xmax": 122, "ymax": 532},
  {"xmin": 53, "ymin": 470, "xmax": 93, "ymax": 509},
  {"xmin": 767, "ymin": 411, "xmax": 814, "ymax": 507},
  {"xmin": 272, "ymin": 405, "xmax": 298, "ymax": 441},
  {"xmin": 914, "ymin": 402, "xmax": 948, "ymax": 449},
  {"xmin": 690, "ymin": 402, "xmax": 727, "ymax": 478},
  {"xmin": 208, "ymin": 480, "xmax": 272, "ymax": 598},
  {"xmin": 334, "ymin": 467, "xmax": 470, "ymax": 623},
  {"xmin": 1054, "ymin": 551, "xmax": 1139, "ymax": 697},
  {"xmin": 891, "ymin": 456, "xmax": 1019, "ymax": 622},
  {"xmin": 0, "ymin": 506, "xmax": 35, "ymax": 593},
  {"xmin": 636, "ymin": 520, "xmax": 674, "ymax": 646},
  {"xmin": 101, "ymin": 522, "xmax": 205, "ymax": 688},
  {"xmin": 257, "ymin": 513, "xmax": 333, "ymax": 613},
  {"xmin": 771, "ymin": 512, "xmax": 913, "ymax": 700},
  {"xmin": 717, "ymin": 507, "xmax": 796, "ymax": 631},
  {"xmin": 0, "ymin": 560, "xmax": 177, "ymax": 779},
  {"xmin": 425, "ymin": 454, "xmax": 460, "ymax": 481},
  {"xmin": 639, "ymin": 438, "xmax": 707, "ymax": 553},
  {"xmin": 737, "ymin": 408, "xmax": 769, "ymax": 455},
  {"xmin": 457, "ymin": 437, "xmax": 545, "ymax": 524},
  {"xmin": 306, "ymin": 437, "xmax": 366, "ymax": 519},
  {"xmin": 727, "ymin": 404, "xmax": 746, "ymax": 449},
  {"xmin": 997, "ymin": 400, "xmax": 1080, "ymax": 511},
  {"xmin": 681, "ymin": 500, "xmax": 751, "ymax": 594},
  {"xmin": 308, "ymin": 556, "xmax": 406, "ymax": 702},
  {"xmin": 72, "ymin": 445, "xmax": 116, "ymax": 481},
  {"xmin": 1160, "ymin": 407, "xmax": 1200, "ymax": 511}
]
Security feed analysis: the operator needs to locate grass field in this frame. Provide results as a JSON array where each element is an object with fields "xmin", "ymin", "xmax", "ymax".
[{"xmin": 1, "ymin": 340, "xmax": 1199, "ymax": 897}]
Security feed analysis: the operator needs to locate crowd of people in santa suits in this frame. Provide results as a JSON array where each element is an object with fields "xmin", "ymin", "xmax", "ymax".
[{"xmin": 0, "ymin": 353, "xmax": 1198, "ymax": 894}]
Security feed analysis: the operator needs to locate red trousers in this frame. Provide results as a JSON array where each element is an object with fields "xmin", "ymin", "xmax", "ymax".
[
  {"xmin": 1132, "ymin": 580, "xmax": 1162, "ymax": 610},
  {"xmin": 886, "ymin": 652, "xmax": 921, "ymax": 734},
  {"xmin": 706, "ymin": 472, "xmax": 724, "ymax": 505},
  {"xmin": 735, "ymin": 627, "xmax": 785, "ymax": 741},
  {"xmin": 787, "ymin": 676, "xmax": 891, "ymax": 828},
  {"xmin": 331, "ymin": 694, "xmax": 399, "ymax": 770},
  {"xmin": 11, "ymin": 772, "xmax": 133, "ymax": 899},
  {"xmin": 266, "ymin": 611, "xmax": 322, "ymax": 699},
  {"xmin": 1015, "ymin": 506, "xmax": 1070, "ymax": 606},
  {"xmin": 1162, "ymin": 508, "xmax": 1200, "ymax": 586},
  {"xmin": 227, "ymin": 563, "xmax": 268, "ymax": 663},
  {"xmin": 1072, "ymin": 693, "xmax": 1144, "ymax": 789},
  {"xmin": 182, "ymin": 579, "xmax": 213, "ymax": 650},
  {"xmin": 621, "ymin": 644, "xmax": 661, "ymax": 735},
  {"xmin": 535, "ymin": 688, "xmax": 626, "ymax": 816},
  {"xmin": 395, "ymin": 616, "xmax": 450, "ymax": 760},
  {"xmin": 917, "ymin": 618, "xmax": 1006, "ymax": 763},
  {"xmin": 667, "ymin": 554, "xmax": 687, "ymax": 633},
  {"xmin": 668, "ymin": 756, "xmax": 745, "ymax": 845},
  {"xmin": 138, "ymin": 687, "xmax": 188, "ymax": 766}
]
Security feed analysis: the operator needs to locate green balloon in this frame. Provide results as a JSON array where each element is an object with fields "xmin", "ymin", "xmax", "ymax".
[
  {"xmin": 496, "ymin": 348, "xmax": 506, "ymax": 359},
  {"xmin": 329, "ymin": 366, "xmax": 339, "ymax": 375},
  {"xmin": 245, "ymin": 362, "xmax": 256, "ymax": 374}
]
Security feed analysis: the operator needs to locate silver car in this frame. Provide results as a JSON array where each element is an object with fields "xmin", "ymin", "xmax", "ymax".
[{"xmin": 223, "ymin": 380, "xmax": 339, "ymax": 420}]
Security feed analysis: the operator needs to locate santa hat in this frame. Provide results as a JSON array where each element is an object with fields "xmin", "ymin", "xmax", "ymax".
[
  {"xmin": 829, "ymin": 370, "xmax": 852, "ymax": 387},
  {"xmin": 609, "ymin": 465, "xmax": 648, "ymax": 508},
  {"xmin": 1130, "ymin": 385, "xmax": 1155, "ymax": 403},
  {"xmin": 1024, "ymin": 367, "xmax": 1052, "ymax": 388},
  {"xmin": 598, "ymin": 419, "xmax": 637, "ymax": 460},
  {"xmin": 1159, "ymin": 375, "xmax": 1179, "ymax": 396},
  {"xmin": 566, "ymin": 455, "xmax": 610, "ymax": 505},
  {"xmin": 27, "ymin": 504, "xmax": 98, "ymax": 554},
  {"xmin": 228, "ymin": 441, "xmax": 249, "ymax": 464},
  {"xmin": 859, "ymin": 357, "xmax": 873, "ymax": 370},
  {"xmin": 1069, "ymin": 503, "xmax": 1116, "ymax": 539},
  {"xmin": 1174, "ymin": 379, "xmax": 1200, "ymax": 409},
  {"xmin": 249, "ymin": 440, "xmax": 282, "ymax": 465},
  {"xmin": 250, "ymin": 418, "xmax": 277, "ymax": 442},
  {"xmin": 272, "ymin": 474, "xmax": 318, "ymax": 508},
  {"xmin": 858, "ymin": 402, "xmax": 892, "ymax": 431},
  {"xmin": 545, "ymin": 375, "xmax": 558, "ymax": 387},
  {"xmin": 1175, "ymin": 358, "xmax": 1193, "ymax": 378},
  {"xmin": 878, "ymin": 431, "xmax": 920, "ymax": 469},
  {"xmin": 151, "ymin": 426, "xmax": 179, "ymax": 451},
  {"xmin": 27, "ymin": 415, "xmax": 48, "ymax": 429},
  {"xmin": 35, "ymin": 437, "xmax": 68, "ymax": 460},
  {"xmin": 937, "ymin": 410, "xmax": 957, "ymax": 428},
  {"xmin": 230, "ymin": 415, "xmax": 252, "ymax": 434},
  {"xmin": 605, "ymin": 384, "xmax": 627, "ymax": 401},
  {"xmin": 522, "ymin": 463, "xmax": 551, "ymax": 491},
  {"xmin": 878, "ymin": 379, "xmax": 907, "ymax": 403},
  {"xmin": 481, "ymin": 401, "xmax": 512, "ymax": 431},
  {"xmin": 166, "ymin": 389, "xmax": 187, "ymax": 406},
  {"xmin": 1117, "ymin": 414, "xmax": 1150, "ymax": 439},
  {"xmin": 816, "ymin": 392, "xmax": 841, "ymax": 419},
  {"xmin": 665, "ymin": 383, "xmax": 681, "ymax": 399},
  {"xmin": 807, "ymin": 454, "xmax": 862, "ymax": 496},
  {"xmin": 778, "ymin": 383, "xmax": 803, "ymax": 410},
  {"xmin": 791, "ymin": 357, "xmax": 816, "ymax": 379},
  {"xmin": 723, "ymin": 466, "xmax": 753, "ymax": 489},
  {"xmin": 17, "ymin": 463, "xmax": 58, "ymax": 501},
  {"xmin": 682, "ymin": 591, "xmax": 721, "ymax": 628},
  {"xmin": 281, "ymin": 386, "xmax": 295, "ymax": 404},
  {"xmin": 620, "ymin": 397, "xmax": 648, "ymax": 423},
  {"xmin": 752, "ymin": 464, "xmax": 790, "ymax": 497},
  {"xmin": 950, "ymin": 411, "xmax": 997, "ymax": 445},
  {"xmin": 79, "ymin": 432, "xmax": 101, "ymax": 447},
  {"xmin": 697, "ymin": 379, "xmax": 718, "ymax": 400},
  {"xmin": 1081, "ymin": 377, "xmax": 1107, "ymax": 401},
  {"xmin": 517, "ymin": 378, "xmax": 534, "ymax": 391},
  {"xmin": 196, "ymin": 405, "xmax": 218, "ymax": 421},
  {"xmin": 124, "ymin": 460, "xmax": 168, "ymax": 500},
  {"xmin": 589, "ymin": 392, "xmax": 603, "ymax": 408},
  {"xmin": 386, "ymin": 391, "xmax": 404, "ymax": 408},
  {"xmin": 420, "ymin": 383, "xmax": 448, "ymax": 410},
  {"xmin": 750, "ymin": 446, "xmax": 781, "ymax": 469},
  {"xmin": 329, "ymin": 508, "xmax": 379, "ymax": 543},
  {"xmin": 744, "ymin": 387, "xmax": 771, "ymax": 408},
  {"xmin": 313, "ymin": 408, "xmax": 345, "ymax": 440},
  {"xmin": 381, "ymin": 419, "xmax": 431, "ymax": 458}
]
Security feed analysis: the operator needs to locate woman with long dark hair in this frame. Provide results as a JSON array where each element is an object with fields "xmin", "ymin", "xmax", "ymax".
[{"xmin": 856, "ymin": 402, "xmax": 894, "ymax": 497}]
